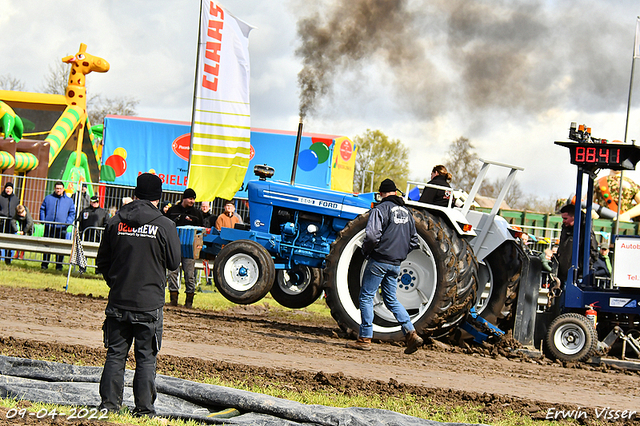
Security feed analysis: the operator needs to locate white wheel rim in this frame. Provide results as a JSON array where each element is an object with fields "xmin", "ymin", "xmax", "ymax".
[
  {"xmin": 224, "ymin": 253, "xmax": 260, "ymax": 292},
  {"xmin": 474, "ymin": 261, "xmax": 493, "ymax": 314},
  {"xmin": 335, "ymin": 229, "xmax": 437, "ymax": 333},
  {"xmin": 554, "ymin": 323, "xmax": 586, "ymax": 355}
]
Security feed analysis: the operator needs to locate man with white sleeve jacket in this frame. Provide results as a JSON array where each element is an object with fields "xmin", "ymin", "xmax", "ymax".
[
  {"xmin": 347, "ymin": 178, "xmax": 424, "ymax": 354},
  {"xmin": 96, "ymin": 173, "xmax": 181, "ymax": 417}
]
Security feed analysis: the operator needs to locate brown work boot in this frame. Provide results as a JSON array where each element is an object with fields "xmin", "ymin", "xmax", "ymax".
[
  {"xmin": 346, "ymin": 337, "xmax": 372, "ymax": 351},
  {"xmin": 404, "ymin": 330, "xmax": 424, "ymax": 354},
  {"xmin": 168, "ymin": 291, "xmax": 178, "ymax": 307},
  {"xmin": 185, "ymin": 293, "xmax": 194, "ymax": 308}
]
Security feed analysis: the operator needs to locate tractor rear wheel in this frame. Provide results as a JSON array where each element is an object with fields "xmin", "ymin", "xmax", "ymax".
[
  {"xmin": 270, "ymin": 265, "xmax": 323, "ymax": 309},
  {"xmin": 324, "ymin": 208, "xmax": 478, "ymax": 342},
  {"xmin": 213, "ymin": 240, "xmax": 275, "ymax": 305},
  {"xmin": 474, "ymin": 242, "xmax": 522, "ymax": 327}
]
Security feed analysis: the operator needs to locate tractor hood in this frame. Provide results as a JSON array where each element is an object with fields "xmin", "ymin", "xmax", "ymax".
[{"xmin": 247, "ymin": 180, "xmax": 373, "ymax": 221}]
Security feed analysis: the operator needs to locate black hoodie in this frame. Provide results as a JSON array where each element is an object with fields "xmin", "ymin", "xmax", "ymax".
[{"xmin": 97, "ymin": 199, "xmax": 181, "ymax": 311}]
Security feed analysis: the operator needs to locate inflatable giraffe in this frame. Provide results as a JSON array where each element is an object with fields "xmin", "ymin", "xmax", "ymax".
[{"xmin": 45, "ymin": 43, "xmax": 109, "ymax": 168}]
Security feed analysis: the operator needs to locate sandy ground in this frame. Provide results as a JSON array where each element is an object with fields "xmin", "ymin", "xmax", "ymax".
[{"xmin": 0, "ymin": 285, "xmax": 638, "ymax": 425}]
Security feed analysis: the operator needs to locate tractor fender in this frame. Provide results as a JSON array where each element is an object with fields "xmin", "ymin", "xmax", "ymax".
[
  {"xmin": 465, "ymin": 210, "xmax": 517, "ymax": 263},
  {"xmin": 405, "ymin": 200, "xmax": 476, "ymax": 238}
]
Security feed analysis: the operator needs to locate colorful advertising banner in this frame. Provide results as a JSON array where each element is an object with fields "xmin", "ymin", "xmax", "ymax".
[
  {"xmin": 188, "ymin": 0, "xmax": 254, "ymax": 202},
  {"xmin": 330, "ymin": 136, "xmax": 357, "ymax": 193},
  {"xmin": 100, "ymin": 116, "xmax": 356, "ymax": 196},
  {"xmin": 101, "ymin": 116, "xmax": 191, "ymax": 192}
]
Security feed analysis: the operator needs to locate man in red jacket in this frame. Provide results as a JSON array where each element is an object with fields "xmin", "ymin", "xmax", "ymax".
[{"xmin": 96, "ymin": 173, "xmax": 181, "ymax": 417}]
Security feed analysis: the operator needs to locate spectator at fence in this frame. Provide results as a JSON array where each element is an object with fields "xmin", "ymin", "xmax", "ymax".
[
  {"xmin": 0, "ymin": 182, "xmax": 19, "ymax": 264},
  {"xmin": 72, "ymin": 183, "xmax": 91, "ymax": 215},
  {"xmin": 593, "ymin": 246, "xmax": 612, "ymax": 278},
  {"xmin": 165, "ymin": 188, "xmax": 203, "ymax": 308},
  {"xmin": 10, "ymin": 204, "xmax": 33, "ymax": 236},
  {"xmin": 10, "ymin": 204, "xmax": 33, "ymax": 261},
  {"xmin": 40, "ymin": 181, "xmax": 75, "ymax": 271},
  {"xmin": 215, "ymin": 199, "xmax": 243, "ymax": 231},
  {"xmin": 107, "ymin": 206, "xmax": 117, "ymax": 218},
  {"xmin": 200, "ymin": 201, "xmax": 213, "ymax": 228},
  {"xmin": 77, "ymin": 195, "xmax": 108, "ymax": 242}
]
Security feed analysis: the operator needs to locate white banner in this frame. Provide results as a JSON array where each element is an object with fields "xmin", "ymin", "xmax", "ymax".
[{"xmin": 188, "ymin": 0, "xmax": 254, "ymax": 201}]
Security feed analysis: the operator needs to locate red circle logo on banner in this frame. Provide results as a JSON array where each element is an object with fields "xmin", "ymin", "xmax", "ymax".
[
  {"xmin": 340, "ymin": 140, "xmax": 352, "ymax": 161},
  {"xmin": 250, "ymin": 144, "xmax": 255, "ymax": 160},
  {"xmin": 172, "ymin": 134, "xmax": 191, "ymax": 162}
]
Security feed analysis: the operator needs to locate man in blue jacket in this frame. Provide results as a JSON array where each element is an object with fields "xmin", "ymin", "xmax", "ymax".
[
  {"xmin": 40, "ymin": 181, "xmax": 75, "ymax": 270},
  {"xmin": 347, "ymin": 178, "xmax": 424, "ymax": 354}
]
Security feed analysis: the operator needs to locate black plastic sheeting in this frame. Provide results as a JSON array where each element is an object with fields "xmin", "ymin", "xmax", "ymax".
[{"xmin": 0, "ymin": 356, "xmax": 488, "ymax": 426}]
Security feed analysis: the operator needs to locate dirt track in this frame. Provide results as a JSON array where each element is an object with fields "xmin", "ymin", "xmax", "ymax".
[{"xmin": 0, "ymin": 285, "xmax": 638, "ymax": 425}]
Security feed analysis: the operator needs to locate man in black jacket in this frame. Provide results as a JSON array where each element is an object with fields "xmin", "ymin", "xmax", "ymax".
[
  {"xmin": 165, "ymin": 188, "xmax": 203, "ymax": 308},
  {"xmin": 347, "ymin": 178, "xmax": 424, "ymax": 354},
  {"xmin": 557, "ymin": 204, "xmax": 598, "ymax": 284},
  {"xmin": 77, "ymin": 195, "xmax": 108, "ymax": 242},
  {"xmin": 96, "ymin": 173, "xmax": 181, "ymax": 417}
]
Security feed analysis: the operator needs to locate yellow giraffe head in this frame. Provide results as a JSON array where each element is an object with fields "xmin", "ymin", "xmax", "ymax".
[{"xmin": 62, "ymin": 43, "xmax": 110, "ymax": 107}]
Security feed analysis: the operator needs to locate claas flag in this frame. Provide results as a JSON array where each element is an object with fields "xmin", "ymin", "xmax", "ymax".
[{"xmin": 188, "ymin": 0, "xmax": 254, "ymax": 201}]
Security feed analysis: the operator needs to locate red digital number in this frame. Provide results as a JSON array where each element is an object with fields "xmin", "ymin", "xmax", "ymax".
[
  {"xmin": 585, "ymin": 147, "xmax": 596, "ymax": 162},
  {"xmin": 575, "ymin": 146, "xmax": 585, "ymax": 162},
  {"xmin": 599, "ymin": 147, "xmax": 608, "ymax": 163}
]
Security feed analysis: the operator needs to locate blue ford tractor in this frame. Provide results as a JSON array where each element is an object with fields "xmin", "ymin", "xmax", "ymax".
[{"xmin": 202, "ymin": 159, "xmax": 528, "ymax": 342}]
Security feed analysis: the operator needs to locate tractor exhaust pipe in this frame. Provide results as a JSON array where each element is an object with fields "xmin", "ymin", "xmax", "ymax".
[{"xmin": 290, "ymin": 118, "xmax": 303, "ymax": 185}]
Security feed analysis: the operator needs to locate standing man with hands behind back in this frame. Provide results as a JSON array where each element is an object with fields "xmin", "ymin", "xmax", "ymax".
[
  {"xmin": 165, "ymin": 188, "xmax": 203, "ymax": 308},
  {"xmin": 347, "ymin": 178, "xmax": 424, "ymax": 355},
  {"xmin": 96, "ymin": 173, "xmax": 181, "ymax": 417}
]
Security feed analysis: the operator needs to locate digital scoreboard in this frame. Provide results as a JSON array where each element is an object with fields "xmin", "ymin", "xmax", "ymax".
[{"xmin": 554, "ymin": 141, "xmax": 640, "ymax": 171}]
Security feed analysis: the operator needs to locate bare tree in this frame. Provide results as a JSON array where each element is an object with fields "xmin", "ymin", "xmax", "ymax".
[
  {"xmin": 0, "ymin": 74, "xmax": 25, "ymax": 91},
  {"xmin": 443, "ymin": 137, "xmax": 481, "ymax": 193},
  {"xmin": 354, "ymin": 129, "xmax": 410, "ymax": 193},
  {"xmin": 88, "ymin": 95, "xmax": 139, "ymax": 125},
  {"xmin": 40, "ymin": 61, "xmax": 70, "ymax": 95}
]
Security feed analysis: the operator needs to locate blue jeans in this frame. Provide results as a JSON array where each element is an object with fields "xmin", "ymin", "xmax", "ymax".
[
  {"xmin": 359, "ymin": 259, "xmax": 414, "ymax": 338},
  {"xmin": 100, "ymin": 307, "xmax": 163, "ymax": 416}
]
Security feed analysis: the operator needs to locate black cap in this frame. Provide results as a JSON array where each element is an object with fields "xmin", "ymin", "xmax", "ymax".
[
  {"xmin": 183, "ymin": 188, "xmax": 196, "ymax": 199},
  {"xmin": 135, "ymin": 173, "xmax": 163, "ymax": 201},
  {"xmin": 4, "ymin": 182, "xmax": 13, "ymax": 189},
  {"xmin": 90, "ymin": 195, "xmax": 99, "ymax": 203},
  {"xmin": 378, "ymin": 178, "xmax": 397, "ymax": 193}
]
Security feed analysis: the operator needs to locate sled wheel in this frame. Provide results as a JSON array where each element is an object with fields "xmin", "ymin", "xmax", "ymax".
[
  {"xmin": 475, "ymin": 242, "xmax": 522, "ymax": 327},
  {"xmin": 546, "ymin": 313, "xmax": 598, "ymax": 362},
  {"xmin": 213, "ymin": 240, "xmax": 275, "ymax": 305},
  {"xmin": 270, "ymin": 265, "xmax": 323, "ymax": 309},
  {"xmin": 324, "ymin": 209, "xmax": 478, "ymax": 342}
]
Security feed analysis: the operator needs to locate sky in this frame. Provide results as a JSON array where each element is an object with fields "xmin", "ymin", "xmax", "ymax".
[{"xmin": 2, "ymin": 0, "xmax": 640, "ymax": 203}]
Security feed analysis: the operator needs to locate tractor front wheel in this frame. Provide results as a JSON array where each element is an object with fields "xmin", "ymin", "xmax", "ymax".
[{"xmin": 213, "ymin": 240, "xmax": 275, "ymax": 304}]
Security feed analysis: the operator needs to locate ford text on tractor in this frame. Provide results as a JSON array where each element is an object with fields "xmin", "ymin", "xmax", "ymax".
[{"xmin": 201, "ymin": 155, "xmax": 531, "ymax": 342}]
